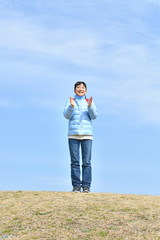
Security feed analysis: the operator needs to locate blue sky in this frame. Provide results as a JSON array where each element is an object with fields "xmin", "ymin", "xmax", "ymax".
[{"xmin": 0, "ymin": 0, "xmax": 159, "ymax": 195}]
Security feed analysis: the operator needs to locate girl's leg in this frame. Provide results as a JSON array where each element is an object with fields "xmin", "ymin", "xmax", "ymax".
[
  {"xmin": 81, "ymin": 139, "xmax": 92, "ymax": 188},
  {"xmin": 68, "ymin": 139, "xmax": 81, "ymax": 187}
]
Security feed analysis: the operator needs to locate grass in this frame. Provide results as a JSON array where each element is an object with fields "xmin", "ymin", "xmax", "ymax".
[{"xmin": 0, "ymin": 191, "xmax": 160, "ymax": 239}]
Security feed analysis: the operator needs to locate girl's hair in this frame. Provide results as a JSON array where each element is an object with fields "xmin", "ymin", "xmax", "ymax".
[{"xmin": 74, "ymin": 81, "xmax": 87, "ymax": 90}]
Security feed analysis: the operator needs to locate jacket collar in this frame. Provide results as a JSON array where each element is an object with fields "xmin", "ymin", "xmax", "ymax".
[{"xmin": 75, "ymin": 95, "xmax": 86, "ymax": 100}]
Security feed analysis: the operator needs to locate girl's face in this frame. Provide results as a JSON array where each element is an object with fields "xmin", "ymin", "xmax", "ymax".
[{"xmin": 74, "ymin": 83, "xmax": 87, "ymax": 97}]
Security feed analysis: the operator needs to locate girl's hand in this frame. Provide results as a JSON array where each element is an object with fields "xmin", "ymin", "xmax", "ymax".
[
  {"xmin": 88, "ymin": 97, "xmax": 93, "ymax": 107},
  {"xmin": 70, "ymin": 97, "xmax": 75, "ymax": 108}
]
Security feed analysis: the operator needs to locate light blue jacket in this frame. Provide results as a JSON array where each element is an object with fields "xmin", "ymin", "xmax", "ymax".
[{"xmin": 63, "ymin": 95, "xmax": 97, "ymax": 136}]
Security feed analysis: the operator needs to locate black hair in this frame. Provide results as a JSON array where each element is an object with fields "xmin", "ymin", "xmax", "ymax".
[{"xmin": 74, "ymin": 81, "xmax": 87, "ymax": 90}]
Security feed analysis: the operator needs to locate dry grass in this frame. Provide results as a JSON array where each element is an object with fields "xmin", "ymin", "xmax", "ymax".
[{"xmin": 0, "ymin": 191, "xmax": 160, "ymax": 240}]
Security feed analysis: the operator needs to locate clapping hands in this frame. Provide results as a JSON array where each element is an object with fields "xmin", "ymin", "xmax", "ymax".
[{"xmin": 70, "ymin": 97, "xmax": 93, "ymax": 108}]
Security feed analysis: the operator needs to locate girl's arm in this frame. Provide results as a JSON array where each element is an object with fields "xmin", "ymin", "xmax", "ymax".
[
  {"xmin": 63, "ymin": 98, "xmax": 74, "ymax": 119},
  {"xmin": 88, "ymin": 98, "xmax": 97, "ymax": 120}
]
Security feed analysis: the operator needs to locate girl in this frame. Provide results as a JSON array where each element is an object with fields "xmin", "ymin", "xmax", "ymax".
[{"xmin": 63, "ymin": 82, "xmax": 97, "ymax": 193}]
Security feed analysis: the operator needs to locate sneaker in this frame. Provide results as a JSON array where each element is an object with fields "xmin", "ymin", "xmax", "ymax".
[
  {"xmin": 82, "ymin": 186, "xmax": 90, "ymax": 193},
  {"xmin": 72, "ymin": 186, "xmax": 81, "ymax": 193}
]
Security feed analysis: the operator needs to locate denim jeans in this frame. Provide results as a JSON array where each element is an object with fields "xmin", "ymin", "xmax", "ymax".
[{"xmin": 68, "ymin": 139, "xmax": 92, "ymax": 188}]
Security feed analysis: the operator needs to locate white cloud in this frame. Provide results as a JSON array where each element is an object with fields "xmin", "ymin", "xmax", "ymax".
[{"xmin": 1, "ymin": 22, "xmax": 98, "ymax": 62}]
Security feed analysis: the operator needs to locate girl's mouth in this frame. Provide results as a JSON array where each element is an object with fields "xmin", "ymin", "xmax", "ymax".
[{"xmin": 78, "ymin": 91, "xmax": 84, "ymax": 94}]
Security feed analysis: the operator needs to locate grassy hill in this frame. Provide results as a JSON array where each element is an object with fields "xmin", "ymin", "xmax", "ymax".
[{"xmin": 0, "ymin": 191, "xmax": 160, "ymax": 239}]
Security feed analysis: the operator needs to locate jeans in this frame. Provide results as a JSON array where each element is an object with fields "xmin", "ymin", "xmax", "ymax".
[{"xmin": 68, "ymin": 139, "xmax": 92, "ymax": 188}]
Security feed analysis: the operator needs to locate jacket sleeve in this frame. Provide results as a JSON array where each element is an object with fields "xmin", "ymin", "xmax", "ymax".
[
  {"xmin": 63, "ymin": 99, "xmax": 74, "ymax": 120},
  {"xmin": 88, "ymin": 101, "xmax": 98, "ymax": 120}
]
